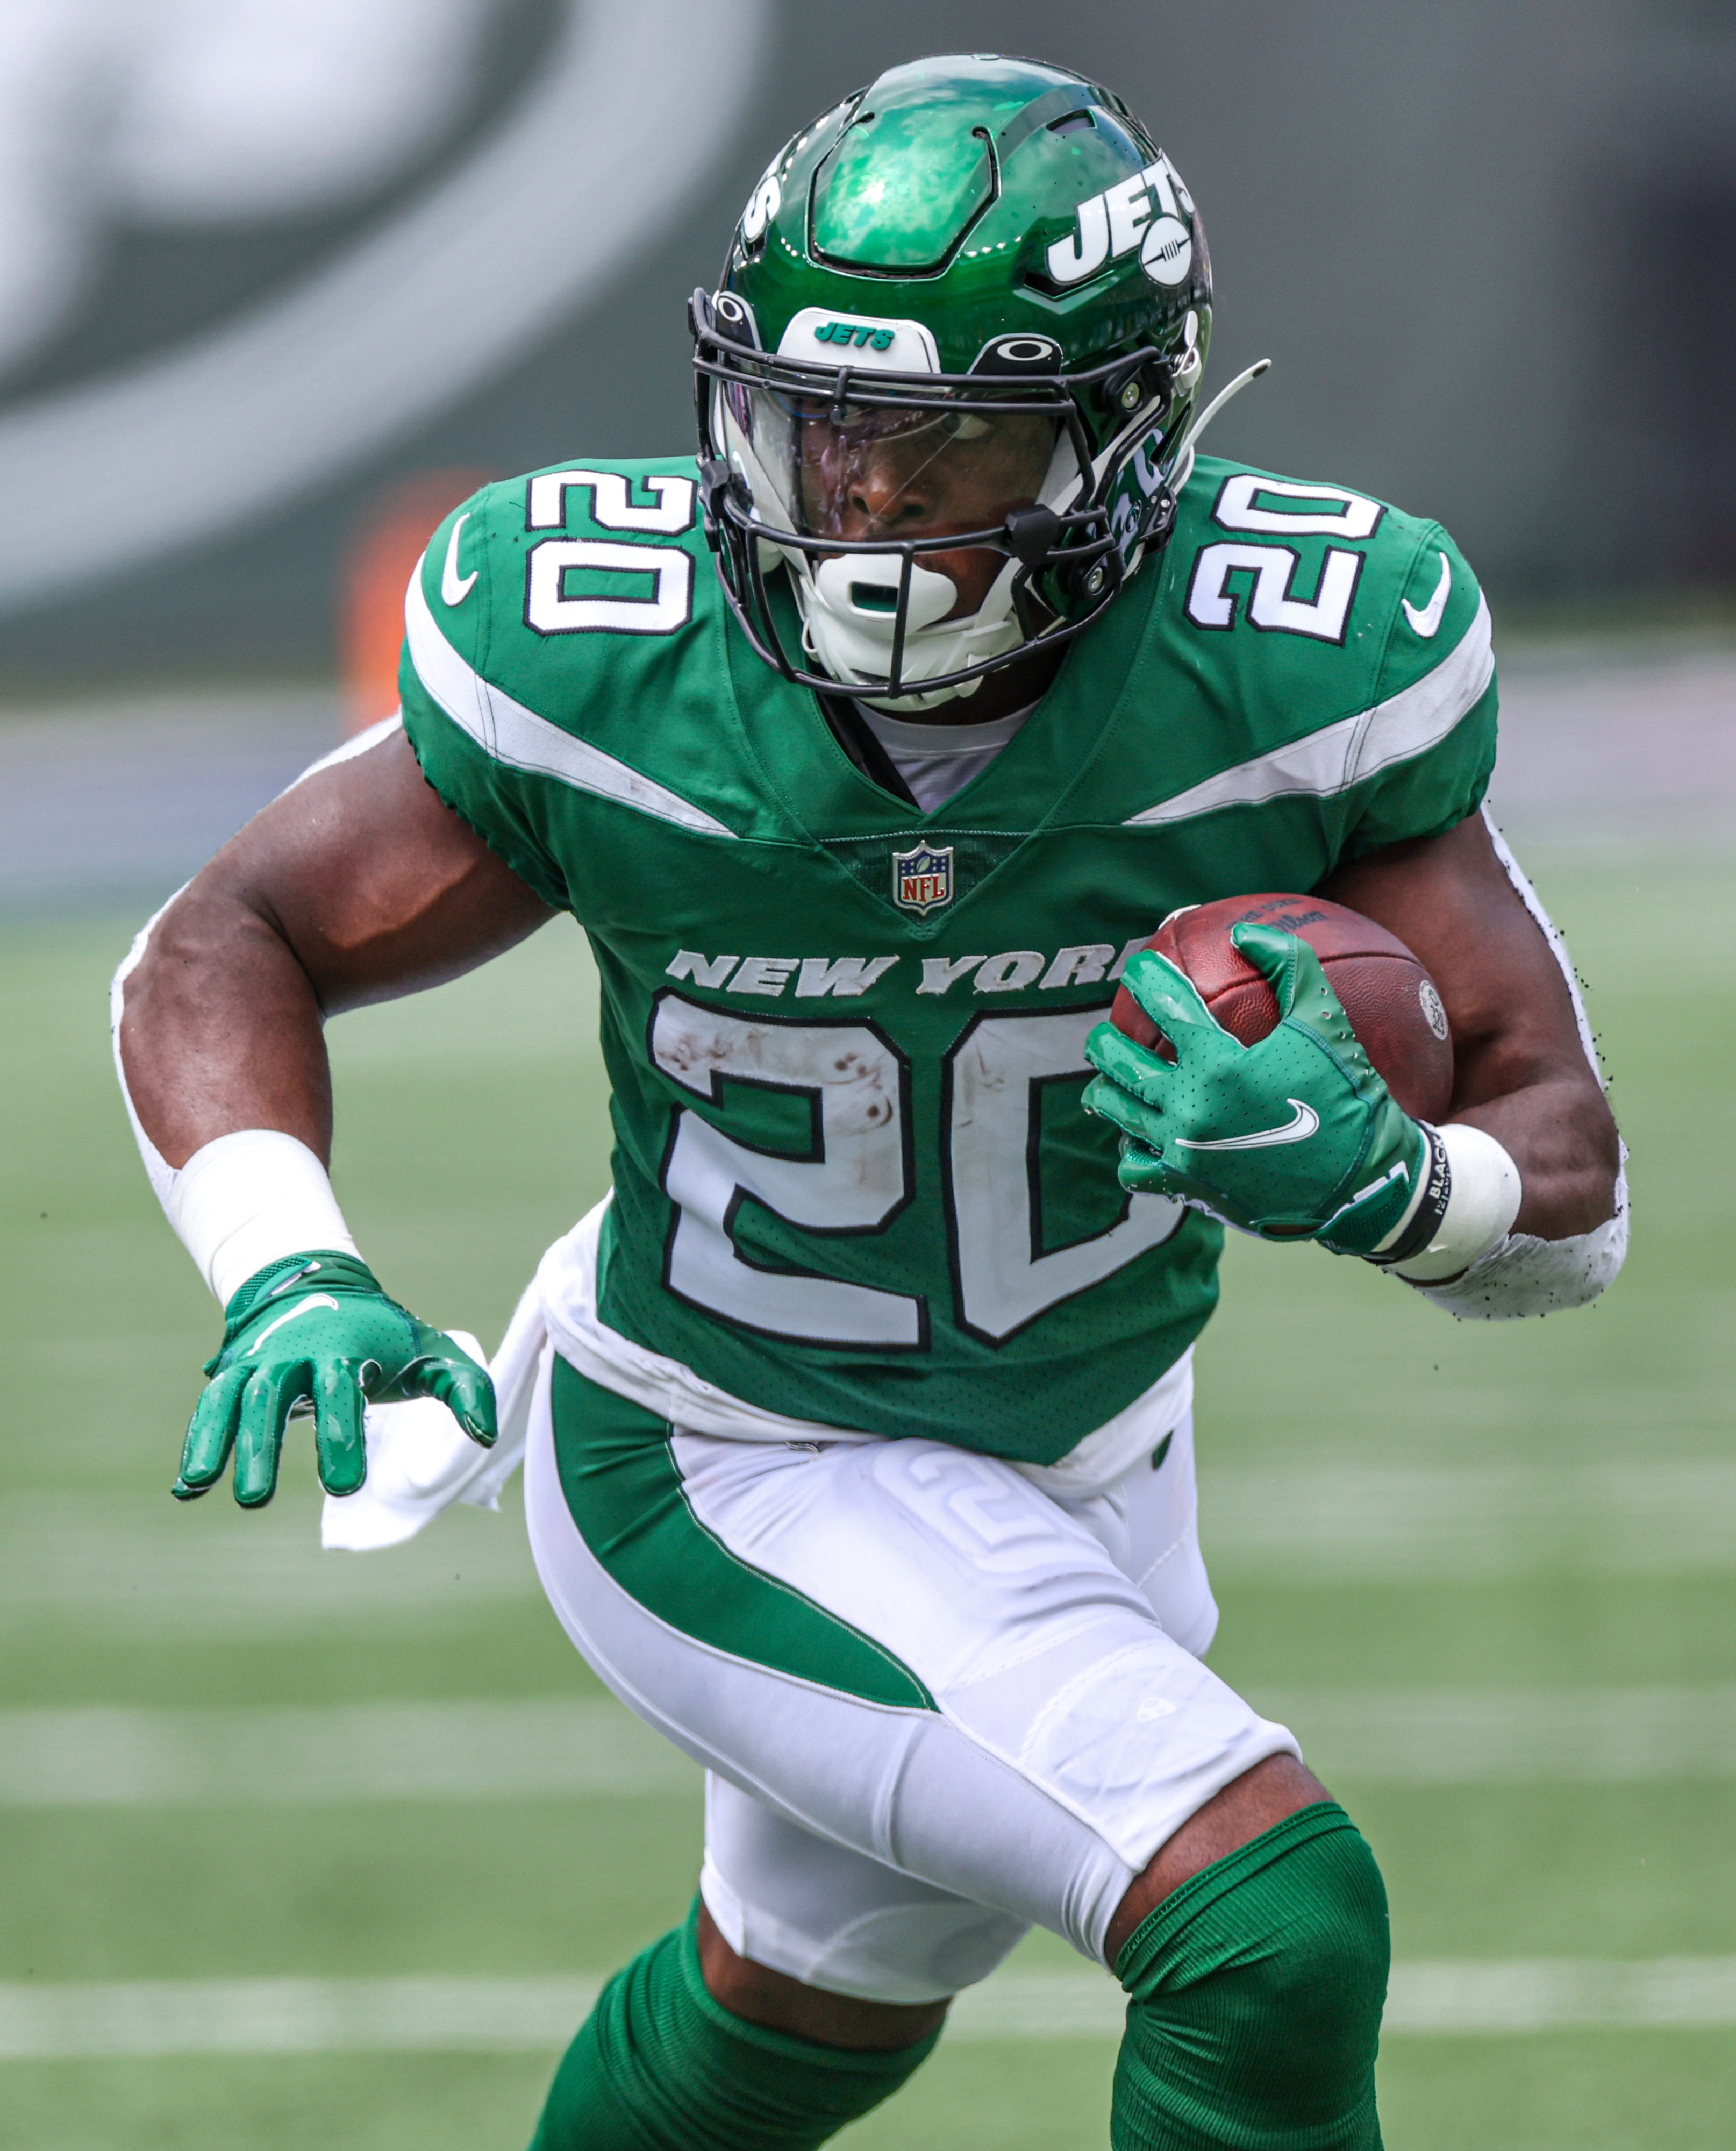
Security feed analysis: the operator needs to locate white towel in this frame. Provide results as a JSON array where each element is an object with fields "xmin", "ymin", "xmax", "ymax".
[{"xmin": 320, "ymin": 1284, "xmax": 549, "ymax": 1551}]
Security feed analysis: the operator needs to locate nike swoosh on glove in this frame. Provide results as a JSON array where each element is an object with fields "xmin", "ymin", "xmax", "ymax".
[
  {"xmin": 176, "ymin": 1251, "xmax": 496, "ymax": 1508},
  {"xmin": 1082, "ymin": 922, "xmax": 1428, "ymax": 1254}
]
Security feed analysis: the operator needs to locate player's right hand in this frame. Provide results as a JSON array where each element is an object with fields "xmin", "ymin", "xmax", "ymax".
[{"xmin": 175, "ymin": 1251, "xmax": 496, "ymax": 1508}]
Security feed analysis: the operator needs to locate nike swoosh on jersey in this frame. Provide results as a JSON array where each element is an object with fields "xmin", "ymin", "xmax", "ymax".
[
  {"xmin": 441, "ymin": 514, "xmax": 478, "ymax": 606},
  {"xmin": 1175, "ymin": 1100, "xmax": 1321, "ymax": 1151},
  {"xmin": 1402, "ymin": 550, "xmax": 1451, "ymax": 638},
  {"xmin": 244, "ymin": 1294, "xmax": 341, "ymax": 1355}
]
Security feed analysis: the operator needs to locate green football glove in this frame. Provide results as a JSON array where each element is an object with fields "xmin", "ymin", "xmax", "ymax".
[
  {"xmin": 1083, "ymin": 923, "xmax": 1430, "ymax": 1255},
  {"xmin": 175, "ymin": 1251, "xmax": 496, "ymax": 1508}
]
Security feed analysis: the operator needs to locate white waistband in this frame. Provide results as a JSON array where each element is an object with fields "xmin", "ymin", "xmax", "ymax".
[{"xmin": 536, "ymin": 1199, "xmax": 1192, "ymax": 1498}]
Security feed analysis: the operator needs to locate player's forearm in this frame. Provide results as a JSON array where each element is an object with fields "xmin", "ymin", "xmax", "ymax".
[
  {"xmin": 1448, "ymin": 1073, "xmax": 1618, "ymax": 1242},
  {"xmin": 120, "ymin": 877, "xmax": 335, "ymax": 1169},
  {"xmin": 126, "ymin": 889, "xmax": 499, "ymax": 1509}
]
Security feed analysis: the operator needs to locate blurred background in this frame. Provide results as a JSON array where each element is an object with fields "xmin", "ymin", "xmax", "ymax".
[{"xmin": 2, "ymin": 3, "xmax": 1733, "ymax": 2147}]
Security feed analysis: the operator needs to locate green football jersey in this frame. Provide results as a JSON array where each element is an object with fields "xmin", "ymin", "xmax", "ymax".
[{"xmin": 399, "ymin": 451, "xmax": 1496, "ymax": 1464}]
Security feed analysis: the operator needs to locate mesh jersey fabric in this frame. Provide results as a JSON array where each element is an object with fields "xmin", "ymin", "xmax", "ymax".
[{"xmin": 399, "ymin": 452, "xmax": 1496, "ymax": 1462}]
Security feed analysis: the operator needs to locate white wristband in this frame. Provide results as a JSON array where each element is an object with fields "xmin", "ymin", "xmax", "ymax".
[
  {"xmin": 163, "ymin": 1130, "xmax": 362, "ymax": 1306},
  {"xmin": 1390, "ymin": 1122, "xmax": 1522, "ymax": 1284}
]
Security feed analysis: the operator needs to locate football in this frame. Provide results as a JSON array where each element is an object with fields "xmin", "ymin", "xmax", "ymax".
[{"xmin": 1109, "ymin": 892, "xmax": 1455, "ymax": 1123}]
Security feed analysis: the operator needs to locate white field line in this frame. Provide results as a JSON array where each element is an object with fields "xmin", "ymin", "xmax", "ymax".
[
  {"xmin": 1265, "ymin": 1687, "xmax": 1736, "ymax": 1783},
  {"xmin": 6, "ymin": 1689, "xmax": 1734, "ymax": 1808},
  {"xmin": 1382, "ymin": 1959, "xmax": 1736, "ymax": 2034},
  {"xmin": 1197, "ymin": 1462, "xmax": 1736, "ymax": 1580},
  {"xmin": 8, "ymin": 1462, "xmax": 1736, "ymax": 1639},
  {"xmin": 0, "ymin": 1499, "xmax": 539, "ymax": 1634},
  {"xmin": 0, "ymin": 1700, "xmax": 695, "ymax": 1806},
  {"xmin": 4, "ymin": 1962, "xmax": 1736, "ymax": 2061}
]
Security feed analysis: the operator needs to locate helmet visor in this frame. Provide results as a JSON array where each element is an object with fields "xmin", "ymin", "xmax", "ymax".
[{"xmin": 720, "ymin": 380, "xmax": 1065, "ymax": 552}]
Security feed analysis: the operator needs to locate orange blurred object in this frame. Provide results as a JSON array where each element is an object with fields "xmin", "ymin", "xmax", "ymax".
[{"xmin": 340, "ymin": 468, "xmax": 494, "ymax": 734}]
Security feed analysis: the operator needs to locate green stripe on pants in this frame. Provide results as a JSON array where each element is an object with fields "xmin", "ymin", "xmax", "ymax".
[{"xmin": 551, "ymin": 1355, "xmax": 936, "ymax": 1712}]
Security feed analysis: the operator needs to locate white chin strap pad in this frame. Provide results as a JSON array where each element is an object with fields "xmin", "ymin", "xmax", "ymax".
[
  {"xmin": 808, "ymin": 555, "xmax": 958, "ymax": 682},
  {"xmin": 800, "ymin": 555, "xmax": 1026, "ymax": 706}
]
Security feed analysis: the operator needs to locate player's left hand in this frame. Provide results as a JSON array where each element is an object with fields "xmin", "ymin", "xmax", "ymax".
[
  {"xmin": 1083, "ymin": 923, "xmax": 1428, "ymax": 1253},
  {"xmin": 175, "ymin": 1251, "xmax": 496, "ymax": 1508}
]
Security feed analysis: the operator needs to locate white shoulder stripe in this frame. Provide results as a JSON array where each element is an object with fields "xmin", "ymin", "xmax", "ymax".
[
  {"xmin": 403, "ymin": 557, "xmax": 735, "ymax": 839},
  {"xmin": 1124, "ymin": 594, "xmax": 1494, "ymax": 829}
]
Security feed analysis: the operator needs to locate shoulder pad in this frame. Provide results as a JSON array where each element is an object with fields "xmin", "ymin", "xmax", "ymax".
[{"xmin": 1165, "ymin": 455, "xmax": 1488, "ymax": 713}]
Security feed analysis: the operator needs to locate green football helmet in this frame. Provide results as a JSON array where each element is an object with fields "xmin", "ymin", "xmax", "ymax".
[{"xmin": 692, "ymin": 53, "xmax": 1214, "ymax": 710}]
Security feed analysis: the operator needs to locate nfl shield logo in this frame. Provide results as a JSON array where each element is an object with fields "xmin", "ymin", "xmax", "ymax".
[{"xmin": 892, "ymin": 843, "xmax": 954, "ymax": 914}]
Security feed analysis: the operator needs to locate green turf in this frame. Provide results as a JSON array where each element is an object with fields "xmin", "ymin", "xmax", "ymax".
[{"xmin": 2, "ymin": 859, "xmax": 1732, "ymax": 2148}]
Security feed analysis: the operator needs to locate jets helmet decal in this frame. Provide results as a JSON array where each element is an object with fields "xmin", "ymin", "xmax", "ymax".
[{"xmin": 691, "ymin": 53, "xmax": 1216, "ymax": 711}]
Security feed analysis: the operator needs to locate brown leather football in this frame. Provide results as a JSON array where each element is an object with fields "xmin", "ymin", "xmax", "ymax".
[{"xmin": 1109, "ymin": 892, "xmax": 1454, "ymax": 1123}]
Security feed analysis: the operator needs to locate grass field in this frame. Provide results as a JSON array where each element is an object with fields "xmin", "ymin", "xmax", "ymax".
[{"xmin": 3, "ymin": 852, "xmax": 1733, "ymax": 2149}]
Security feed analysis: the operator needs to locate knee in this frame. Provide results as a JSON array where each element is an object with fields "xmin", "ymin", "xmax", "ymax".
[
  {"xmin": 1107, "ymin": 1752, "xmax": 1332, "ymax": 1963},
  {"xmin": 1113, "ymin": 1805, "xmax": 1388, "ymax": 2149},
  {"xmin": 1213, "ymin": 1817, "xmax": 1388, "ymax": 2055}
]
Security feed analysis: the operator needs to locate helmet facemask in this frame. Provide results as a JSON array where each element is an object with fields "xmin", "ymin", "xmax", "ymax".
[{"xmin": 695, "ymin": 296, "xmax": 1195, "ymax": 713}]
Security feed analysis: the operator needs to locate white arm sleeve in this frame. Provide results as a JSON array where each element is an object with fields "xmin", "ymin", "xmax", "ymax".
[{"xmin": 1412, "ymin": 806, "xmax": 1629, "ymax": 1321}]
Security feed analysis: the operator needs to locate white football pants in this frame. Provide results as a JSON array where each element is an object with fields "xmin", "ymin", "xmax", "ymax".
[{"xmin": 524, "ymin": 1348, "xmax": 1296, "ymax": 2004}]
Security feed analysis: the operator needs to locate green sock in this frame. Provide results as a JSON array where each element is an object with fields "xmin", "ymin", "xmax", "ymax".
[
  {"xmin": 530, "ymin": 1903, "xmax": 939, "ymax": 2150},
  {"xmin": 1111, "ymin": 1802, "xmax": 1389, "ymax": 2151}
]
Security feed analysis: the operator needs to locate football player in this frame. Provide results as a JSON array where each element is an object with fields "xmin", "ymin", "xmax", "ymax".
[{"xmin": 116, "ymin": 54, "xmax": 1624, "ymax": 2151}]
